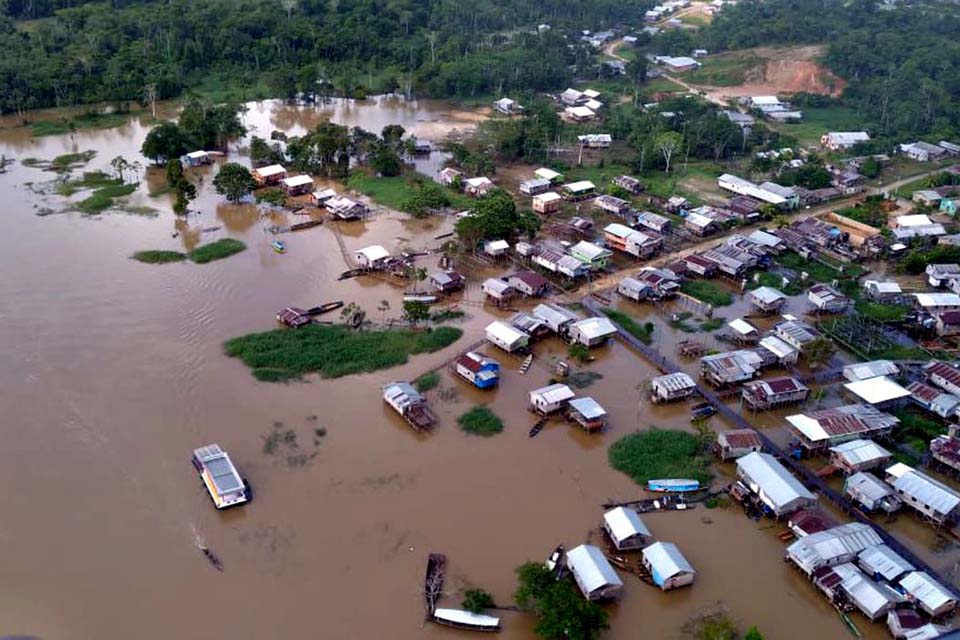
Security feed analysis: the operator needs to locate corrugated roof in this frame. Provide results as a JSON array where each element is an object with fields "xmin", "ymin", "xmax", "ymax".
[
  {"xmin": 728, "ymin": 318, "xmax": 758, "ymax": 336},
  {"xmin": 604, "ymin": 507, "xmax": 651, "ymax": 543},
  {"xmin": 750, "ymin": 286, "xmax": 787, "ymax": 305},
  {"xmin": 858, "ymin": 544, "xmax": 914, "ymax": 582},
  {"xmin": 843, "ymin": 360, "xmax": 899, "ymax": 382},
  {"xmin": 719, "ymin": 429, "xmax": 762, "ymax": 450},
  {"xmin": 900, "ymin": 571, "xmax": 956, "ymax": 611},
  {"xmin": 569, "ymin": 397, "xmax": 606, "ymax": 419},
  {"xmin": 844, "ymin": 376, "xmax": 912, "ymax": 404},
  {"xmin": 737, "ymin": 451, "xmax": 815, "ymax": 511},
  {"xmin": 889, "ymin": 466, "xmax": 960, "ymax": 516},
  {"xmin": 758, "ymin": 335, "xmax": 797, "ymax": 360},
  {"xmin": 531, "ymin": 383, "xmax": 575, "ymax": 404},
  {"xmin": 642, "ymin": 541, "xmax": 695, "ymax": 578},
  {"xmin": 567, "ymin": 544, "xmax": 623, "ymax": 593},
  {"xmin": 651, "ymin": 372, "xmax": 696, "ymax": 393},
  {"xmin": 830, "ymin": 439, "xmax": 891, "ymax": 466},
  {"xmin": 787, "ymin": 523, "xmax": 883, "ymax": 574},
  {"xmin": 787, "ymin": 404, "xmax": 899, "ymax": 443},
  {"xmin": 485, "ymin": 320, "xmax": 528, "ymax": 345},
  {"xmin": 572, "ymin": 317, "xmax": 617, "ymax": 340},
  {"xmin": 846, "ymin": 471, "xmax": 893, "ymax": 503}
]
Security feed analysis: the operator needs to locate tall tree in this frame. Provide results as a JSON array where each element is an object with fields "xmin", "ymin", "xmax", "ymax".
[{"xmin": 213, "ymin": 163, "xmax": 257, "ymax": 203}]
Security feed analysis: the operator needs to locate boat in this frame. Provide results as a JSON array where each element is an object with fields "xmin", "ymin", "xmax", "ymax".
[
  {"xmin": 545, "ymin": 545, "xmax": 565, "ymax": 575},
  {"xmin": 290, "ymin": 219, "xmax": 322, "ymax": 231},
  {"xmin": 647, "ymin": 478, "xmax": 701, "ymax": 493},
  {"xmin": 690, "ymin": 402, "xmax": 716, "ymax": 420},
  {"xmin": 424, "ymin": 553, "xmax": 446, "ymax": 611},
  {"xmin": 192, "ymin": 444, "xmax": 251, "ymax": 509},
  {"xmin": 529, "ymin": 418, "xmax": 547, "ymax": 438},
  {"xmin": 304, "ymin": 300, "xmax": 344, "ymax": 316},
  {"xmin": 271, "ymin": 240, "xmax": 287, "ymax": 253},
  {"xmin": 277, "ymin": 307, "xmax": 312, "ymax": 328},
  {"xmin": 431, "ymin": 608, "xmax": 501, "ymax": 632},
  {"xmin": 200, "ymin": 546, "xmax": 224, "ymax": 572},
  {"xmin": 403, "ymin": 294, "xmax": 438, "ymax": 304}
]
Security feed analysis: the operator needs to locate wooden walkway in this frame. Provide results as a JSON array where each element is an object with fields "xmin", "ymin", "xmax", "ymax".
[{"xmin": 582, "ymin": 294, "xmax": 958, "ymax": 593}]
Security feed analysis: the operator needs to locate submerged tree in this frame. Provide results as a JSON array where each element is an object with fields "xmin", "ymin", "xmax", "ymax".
[
  {"xmin": 141, "ymin": 122, "xmax": 191, "ymax": 165},
  {"xmin": 213, "ymin": 163, "xmax": 257, "ymax": 203},
  {"xmin": 514, "ymin": 562, "xmax": 608, "ymax": 640}
]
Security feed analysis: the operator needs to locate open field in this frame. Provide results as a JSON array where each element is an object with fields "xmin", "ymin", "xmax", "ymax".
[{"xmin": 771, "ymin": 105, "xmax": 866, "ymax": 146}]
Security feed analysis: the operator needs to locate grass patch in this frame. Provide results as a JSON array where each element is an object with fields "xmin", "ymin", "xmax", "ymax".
[
  {"xmin": 32, "ymin": 111, "xmax": 130, "ymax": 137},
  {"xmin": 770, "ymin": 105, "xmax": 865, "ymax": 146},
  {"xmin": 680, "ymin": 280, "xmax": 733, "ymax": 306},
  {"xmin": 414, "ymin": 371, "xmax": 441, "ymax": 392},
  {"xmin": 602, "ymin": 308, "xmax": 653, "ymax": 344},
  {"xmin": 686, "ymin": 52, "xmax": 763, "ymax": 87},
  {"xmin": 188, "ymin": 238, "xmax": 246, "ymax": 264},
  {"xmin": 347, "ymin": 173, "xmax": 470, "ymax": 211},
  {"xmin": 458, "ymin": 406, "xmax": 503, "ymax": 436},
  {"xmin": 567, "ymin": 370, "xmax": 603, "ymax": 389},
  {"xmin": 775, "ymin": 250, "xmax": 861, "ymax": 282},
  {"xmin": 748, "ymin": 271, "xmax": 802, "ymax": 295},
  {"xmin": 132, "ymin": 250, "xmax": 188, "ymax": 264},
  {"xmin": 224, "ymin": 324, "xmax": 463, "ymax": 381},
  {"xmin": 699, "ymin": 317, "xmax": 725, "ymax": 332},
  {"xmin": 608, "ymin": 428, "xmax": 710, "ymax": 485},
  {"xmin": 430, "ymin": 308, "xmax": 465, "ymax": 323},
  {"xmin": 51, "ymin": 150, "xmax": 97, "ymax": 172},
  {"xmin": 57, "ymin": 171, "xmax": 121, "ymax": 196},
  {"xmin": 854, "ymin": 299, "xmax": 909, "ymax": 323},
  {"xmin": 75, "ymin": 183, "xmax": 138, "ymax": 214}
]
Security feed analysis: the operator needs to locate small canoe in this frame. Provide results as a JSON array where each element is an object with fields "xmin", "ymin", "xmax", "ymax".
[
  {"xmin": 545, "ymin": 545, "xmax": 565, "ymax": 572},
  {"xmin": 305, "ymin": 301, "xmax": 344, "ymax": 316},
  {"xmin": 290, "ymin": 219, "xmax": 322, "ymax": 231},
  {"xmin": 271, "ymin": 240, "xmax": 287, "ymax": 253},
  {"xmin": 647, "ymin": 479, "xmax": 701, "ymax": 493}
]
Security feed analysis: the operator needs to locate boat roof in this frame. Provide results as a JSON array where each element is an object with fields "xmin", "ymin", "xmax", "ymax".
[
  {"xmin": 432, "ymin": 608, "xmax": 500, "ymax": 628},
  {"xmin": 604, "ymin": 506, "xmax": 651, "ymax": 543},
  {"xmin": 566, "ymin": 544, "xmax": 623, "ymax": 592},
  {"xmin": 193, "ymin": 444, "xmax": 243, "ymax": 495},
  {"xmin": 643, "ymin": 541, "xmax": 695, "ymax": 577}
]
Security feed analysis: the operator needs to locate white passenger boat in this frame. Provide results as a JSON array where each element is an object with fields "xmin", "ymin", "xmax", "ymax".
[{"xmin": 192, "ymin": 444, "xmax": 251, "ymax": 509}]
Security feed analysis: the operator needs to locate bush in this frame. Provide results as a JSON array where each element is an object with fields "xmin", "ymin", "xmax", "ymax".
[
  {"xmin": 608, "ymin": 429, "xmax": 710, "ymax": 484},
  {"xmin": 189, "ymin": 238, "xmax": 246, "ymax": 264},
  {"xmin": 602, "ymin": 308, "xmax": 652, "ymax": 343},
  {"xmin": 680, "ymin": 281, "xmax": 733, "ymax": 307},
  {"xmin": 462, "ymin": 588, "xmax": 495, "ymax": 614},
  {"xmin": 132, "ymin": 250, "xmax": 187, "ymax": 264},
  {"xmin": 414, "ymin": 371, "xmax": 440, "ymax": 392},
  {"xmin": 255, "ymin": 188, "xmax": 287, "ymax": 206},
  {"xmin": 458, "ymin": 406, "xmax": 504, "ymax": 436},
  {"xmin": 75, "ymin": 183, "xmax": 138, "ymax": 214}
]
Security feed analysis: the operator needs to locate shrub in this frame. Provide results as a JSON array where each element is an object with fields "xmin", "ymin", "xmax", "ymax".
[
  {"xmin": 189, "ymin": 238, "xmax": 246, "ymax": 263},
  {"xmin": 414, "ymin": 371, "xmax": 440, "ymax": 392},
  {"xmin": 458, "ymin": 406, "xmax": 503, "ymax": 436},
  {"xmin": 680, "ymin": 281, "xmax": 733, "ymax": 307},
  {"xmin": 133, "ymin": 250, "xmax": 187, "ymax": 264},
  {"xmin": 462, "ymin": 588, "xmax": 495, "ymax": 614},
  {"xmin": 608, "ymin": 428, "xmax": 710, "ymax": 484}
]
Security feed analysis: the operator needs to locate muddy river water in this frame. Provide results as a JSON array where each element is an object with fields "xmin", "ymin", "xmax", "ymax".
[{"xmin": 0, "ymin": 98, "xmax": 936, "ymax": 639}]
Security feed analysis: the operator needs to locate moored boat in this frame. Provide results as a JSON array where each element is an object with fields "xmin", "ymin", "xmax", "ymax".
[
  {"xmin": 271, "ymin": 240, "xmax": 287, "ymax": 253},
  {"xmin": 647, "ymin": 478, "xmax": 700, "ymax": 493},
  {"xmin": 192, "ymin": 444, "xmax": 251, "ymax": 509},
  {"xmin": 290, "ymin": 219, "xmax": 322, "ymax": 231},
  {"xmin": 431, "ymin": 608, "xmax": 501, "ymax": 632}
]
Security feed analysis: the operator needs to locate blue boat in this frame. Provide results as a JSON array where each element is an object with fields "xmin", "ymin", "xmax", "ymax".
[
  {"xmin": 647, "ymin": 478, "xmax": 701, "ymax": 493},
  {"xmin": 271, "ymin": 240, "xmax": 287, "ymax": 253}
]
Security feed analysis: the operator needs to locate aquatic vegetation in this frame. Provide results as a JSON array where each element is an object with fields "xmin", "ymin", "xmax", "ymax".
[
  {"xmin": 608, "ymin": 428, "xmax": 710, "ymax": 484},
  {"xmin": 188, "ymin": 238, "xmax": 246, "ymax": 264},
  {"xmin": 602, "ymin": 308, "xmax": 653, "ymax": 344},
  {"xmin": 414, "ymin": 371, "xmax": 441, "ymax": 392},
  {"xmin": 224, "ymin": 324, "xmax": 463, "ymax": 381},
  {"xmin": 458, "ymin": 406, "xmax": 503, "ymax": 436},
  {"xmin": 680, "ymin": 281, "xmax": 734, "ymax": 307},
  {"xmin": 75, "ymin": 183, "xmax": 138, "ymax": 214},
  {"xmin": 132, "ymin": 250, "xmax": 188, "ymax": 264}
]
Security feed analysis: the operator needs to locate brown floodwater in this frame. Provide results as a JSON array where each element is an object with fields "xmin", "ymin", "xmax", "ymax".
[{"xmin": 0, "ymin": 99, "xmax": 922, "ymax": 640}]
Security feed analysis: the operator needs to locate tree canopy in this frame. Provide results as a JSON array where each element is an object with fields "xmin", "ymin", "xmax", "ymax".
[{"xmin": 514, "ymin": 562, "xmax": 609, "ymax": 640}]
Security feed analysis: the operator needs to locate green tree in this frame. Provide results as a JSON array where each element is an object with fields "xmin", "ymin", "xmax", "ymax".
[
  {"xmin": 213, "ymin": 163, "xmax": 257, "ymax": 203},
  {"xmin": 745, "ymin": 627, "xmax": 764, "ymax": 640},
  {"xmin": 403, "ymin": 300, "xmax": 431, "ymax": 325},
  {"xmin": 141, "ymin": 122, "xmax": 190, "ymax": 165},
  {"xmin": 250, "ymin": 136, "xmax": 285, "ymax": 167},
  {"xmin": 860, "ymin": 156, "xmax": 881, "ymax": 179},
  {"xmin": 455, "ymin": 189, "xmax": 539, "ymax": 249},
  {"xmin": 804, "ymin": 336, "xmax": 836, "ymax": 369},
  {"xmin": 656, "ymin": 131, "xmax": 683, "ymax": 173},
  {"xmin": 402, "ymin": 179, "xmax": 451, "ymax": 217},
  {"xmin": 514, "ymin": 562, "xmax": 608, "ymax": 640},
  {"xmin": 462, "ymin": 588, "xmax": 495, "ymax": 614},
  {"xmin": 166, "ymin": 159, "xmax": 197, "ymax": 215},
  {"xmin": 370, "ymin": 142, "xmax": 403, "ymax": 177}
]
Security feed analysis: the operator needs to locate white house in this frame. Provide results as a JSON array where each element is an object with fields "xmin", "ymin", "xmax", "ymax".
[
  {"xmin": 566, "ymin": 544, "xmax": 623, "ymax": 601},
  {"xmin": 529, "ymin": 383, "xmax": 575, "ymax": 415},
  {"xmin": 641, "ymin": 542, "xmax": 696, "ymax": 590},
  {"xmin": 821, "ymin": 132, "xmax": 871, "ymax": 151},
  {"xmin": 603, "ymin": 507, "xmax": 651, "ymax": 551},
  {"xmin": 354, "ymin": 245, "xmax": 390, "ymax": 269},
  {"xmin": 569, "ymin": 317, "xmax": 618, "ymax": 347},
  {"xmin": 485, "ymin": 321, "xmax": 529, "ymax": 353}
]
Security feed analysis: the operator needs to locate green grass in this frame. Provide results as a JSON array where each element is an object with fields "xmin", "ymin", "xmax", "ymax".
[
  {"xmin": 892, "ymin": 409, "xmax": 946, "ymax": 448},
  {"xmin": 414, "ymin": 371, "xmax": 441, "ymax": 392},
  {"xmin": 49, "ymin": 150, "xmax": 97, "ymax": 172},
  {"xmin": 57, "ymin": 171, "xmax": 121, "ymax": 196},
  {"xmin": 188, "ymin": 238, "xmax": 246, "ymax": 264},
  {"xmin": 602, "ymin": 308, "xmax": 652, "ymax": 344},
  {"xmin": 608, "ymin": 428, "xmax": 710, "ymax": 485},
  {"xmin": 224, "ymin": 324, "xmax": 463, "ymax": 381},
  {"xmin": 458, "ymin": 406, "xmax": 504, "ymax": 436},
  {"xmin": 854, "ymin": 299, "xmax": 909, "ymax": 323},
  {"xmin": 775, "ymin": 250, "xmax": 861, "ymax": 282},
  {"xmin": 75, "ymin": 183, "xmax": 138, "ymax": 214},
  {"xmin": 748, "ymin": 271, "xmax": 801, "ymax": 295},
  {"xmin": 641, "ymin": 76, "xmax": 688, "ymax": 95},
  {"xmin": 896, "ymin": 177, "xmax": 930, "ymax": 199},
  {"xmin": 187, "ymin": 72, "xmax": 273, "ymax": 103},
  {"xmin": 771, "ymin": 106, "xmax": 864, "ymax": 146},
  {"xmin": 347, "ymin": 173, "xmax": 471, "ymax": 212},
  {"xmin": 699, "ymin": 317, "xmax": 725, "ymax": 332},
  {"xmin": 686, "ymin": 52, "xmax": 763, "ymax": 87},
  {"xmin": 680, "ymin": 281, "xmax": 733, "ymax": 306},
  {"xmin": 132, "ymin": 250, "xmax": 188, "ymax": 264},
  {"xmin": 32, "ymin": 112, "xmax": 130, "ymax": 137}
]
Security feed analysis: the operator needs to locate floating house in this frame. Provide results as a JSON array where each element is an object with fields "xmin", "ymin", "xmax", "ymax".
[
  {"xmin": 716, "ymin": 429, "xmax": 763, "ymax": 461},
  {"xmin": 453, "ymin": 352, "xmax": 500, "ymax": 390},
  {"xmin": 567, "ymin": 397, "xmax": 608, "ymax": 432},
  {"xmin": 529, "ymin": 383, "xmax": 575, "ymax": 415},
  {"xmin": 786, "ymin": 523, "xmax": 883, "ymax": 576},
  {"xmin": 481, "ymin": 278, "xmax": 516, "ymax": 307},
  {"xmin": 354, "ymin": 245, "xmax": 391, "ymax": 270},
  {"xmin": 885, "ymin": 463, "xmax": 960, "ymax": 526},
  {"xmin": 736, "ymin": 451, "xmax": 816, "ymax": 517},
  {"xmin": 603, "ymin": 507, "xmax": 651, "ymax": 551},
  {"xmin": 858, "ymin": 544, "xmax": 914, "ymax": 583},
  {"xmin": 570, "ymin": 241, "xmax": 612, "ymax": 270},
  {"xmin": 382, "ymin": 381, "xmax": 436, "ymax": 431},
  {"xmin": 507, "ymin": 271, "xmax": 550, "ymax": 298},
  {"xmin": 566, "ymin": 544, "xmax": 624, "ymax": 601},
  {"xmin": 532, "ymin": 303, "xmax": 579, "ymax": 336},
  {"xmin": 829, "ymin": 439, "xmax": 893, "ymax": 474},
  {"xmin": 899, "ymin": 571, "xmax": 957, "ymax": 617},
  {"xmin": 651, "ymin": 372, "xmax": 697, "ymax": 403},
  {"xmin": 532, "ymin": 191, "xmax": 562, "ymax": 214},
  {"xmin": 485, "ymin": 321, "xmax": 529, "ymax": 353},
  {"xmin": 641, "ymin": 542, "xmax": 696, "ymax": 591},
  {"xmin": 429, "ymin": 270, "xmax": 465, "ymax": 295},
  {"xmin": 786, "ymin": 404, "xmax": 899, "ymax": 451},
  {"xmin": 741, "ymin": 377, "xmax": 809, "ymax": 411},
  {"xmin": 191, "ymin": 444, "xmax": 250, "ymax": 509},
  {"xmin": 845, "ymin": 472, "xmax": 901, "ymax": 513},
  {"xmin": 569, "ymin": 317, "xmax": 617, "ymax": 347},
  {"xmin": 280, "ymin": 174, "xmax": 314, "ymax": 195},
  {"xmin": 253, "ymin": 164, "xmax": 287, "ymax": 185}
]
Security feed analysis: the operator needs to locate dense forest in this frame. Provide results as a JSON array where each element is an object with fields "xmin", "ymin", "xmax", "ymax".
[
  {"xmin": 0, "ymin": 0, "xmax": 651, "ymax": 113},
  {"xmin": 702, "ymin": 0, "xmax": 960, "ymax": 142}
]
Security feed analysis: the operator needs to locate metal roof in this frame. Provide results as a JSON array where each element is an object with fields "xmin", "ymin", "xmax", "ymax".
[
  {"xmin": 652, "ymin": 372, "xmax": 696, "ymax": 392},
  {"xmin": 571, "ymin": 241, "xmax": 611, "ymax": 261},
  {"xmin": 564, "ymin": 180, "xmax": 596, "ymax": 193},
  {"xmin": 532, "ymin": 303, "xmax": 578, "ymax": 328},
  {"xmin": 571, "ymin": 317, "xmax": 617, "ymax": 340},
  {"xmin": 915, "ymin": 292, "xmax": 960, "ymax": 308},
  {"xmin": 193, "ymin": 445, "xmax": 243, "ymax": 495},
  {"xmin": 530, "ymin": 383, "xmax": 575, "ymax": 404},
  {"xmin": 844, "ymin": 376, "xmax": 912, "ymax": 405},
  {"xmin": 843, "ymin": 360, "xmax": 899, "ymax": 382},
  {"xmin": 737, "ymin": 452, "xmax": 815, "ymax": 512},
  {"xmin": 888, "ymin": 466, "xmax": 960, "ymax": 516},
  {"xmin": 787, "ymin": 523, "xmax": 883, "ymax": 574},
  {"xmin": 569, "ymin": 397, "xmax": 606, "ymax": 420},
  {"xmin": 356, "ymin": 245, "xmax": 390, "ymax": 262},
  {"xmin": 900, "ymin": 571, "xmax": 956, "ymax": 611},
  {"xmin": 604, "ymin": 223, "xmax": 636, "ymax": 240},
  {"xmin": 482, "ymin": 278, "xmax": 513, "ymax": 295},
  {"xmin": 858, "ymin": 544, "xmax": 914, "ymax": 582},
  {"xmin": 281, "ymin": 174, "xmax": 314, "ymax": 187},
  {"xmin": 566, "ymin": 544, "xmax": 623, "ymax": 593},
  {"xmin": 603, "ymin": 506, "xmax": 651, "ymax": 543},
  {"xmin": 534, "ymin": 191, "xmax": 562, "ymax": 203},
  {"xmin": 846, "ymin": 471, "xmax": 893, "ymax": 503},
  {"xmin": 750, "ymin": 286, "xmax": 787, "ymax": 304},
  {"xmin": 642, "ymin": 542, "xmax": 695, "ymax": 578},
  {"xmin": 535, "ymin": 167, "xmax": 562, "ymax": 181},
  {"xmin": 432, "ymin": 609, "xmax": 500, "ymax": 628},
  {"xmin": 255, "ymin": 164, "xmax": 286, "ymax": 177},
  {"xmin": 787, "ymin": 404, "xmax": 899, "ymax": 443},
  {"xmin": 829, "ymin": 563, "xmax": 902, "ymax": 618},
  {"xmin": 758, "ymin": 335, "xmax": 797, "ymax": 359},
  {"xmin": 830, "ymin": 439, "xmax": 891, "ymax": 466}
]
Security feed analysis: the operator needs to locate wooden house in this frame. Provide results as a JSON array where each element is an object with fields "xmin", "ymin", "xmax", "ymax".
[
  {"xmin": 593, "ymin": 195, "xmax": 631, "ymax": 216},
  {"xmin": 507, "ymin": 271, "xmax": 550, "ymax": 298},
  {"xmin": 464, "ymin": 177, "xmax": 494, "ymax": 197},
  {"xmin": 642, "ymin": 542, "xmax": 696, "ymax": 591},
  {"xmin": 429, "ymin": 270, "xmax": 465, "ymax": 294},
  {"xmin": 481, "ymin": 278, "xmax": 516, "ymax": 306},
  {"xmin": 602, "ymin": 507, "xmax": 651, "ymax": 551},
  {"xmin": 280, "ymin": 174, "xmax": 314, "ymax": 195},
  {"xmin": 253, "ymin": 164, "xmax": 287, "ymax": 186},
  {"xmin": 829, "ymin": 439, "xmax": 892, "ymax": 474},
  {"xmin": 453, "ymin": 352, "xmax": 500, "ymax": 390},
  {"xmin": 569, "ymin": 317, "xmax": 617, "ymax": 347},
  {"xmin": 520, "ymin": 178, "xmax": 551, "ymax": 196},
  {"xmin": 613, "ymin": 175, "xmax": 644, "ymax": 195},
  {"xmin": 485, "ymin": 321, "xmax": 529, "ymax": 353},
  {"xmin": 716, "ymin": 429, "xmax": 762, "ymax": 461},
  {"xmin": 529, "ymin": 383, "xmax": 575, "ymax": 415},
  {"xmin": 354, "ymin": 245, "xmax": 390, "ymax": 270},
  {"xmin": 741, "ymin": 377, "xmax": 810, "ymax": 411},
  {"xmin": 567, "ymin": 397, "xmax": 608, "ymax": 432},
  {"xmin": 532, "ymin": 192, "xmax": 562, "ymax": 214},
  {"xmin": 562, "ymin": 181, "xmax": 596, "ymax": 201}
]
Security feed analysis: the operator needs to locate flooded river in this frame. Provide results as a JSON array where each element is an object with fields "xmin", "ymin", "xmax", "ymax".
[{"xmin": 0, "ymin": 98, "xmax": 914, "ymax": 639}]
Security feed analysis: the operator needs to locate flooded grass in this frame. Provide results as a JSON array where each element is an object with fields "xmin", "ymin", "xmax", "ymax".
[
  {"xmin": 567, "ymin": 370, "xmax": 603, "ymax": 389},
  {"xmin": 775, "ymin": 250, "xmax": 859, "ymax": 282},
  {"xmin": 699, "ymin": 317, "xmax": 725, "ymax": 332},
  {"xmin": 347, "ymin": 173, "xmax": 470, "ymax": 211},
  {"xmin": 602, "ymin": 308, "xmax": 654, "ymax": 344},
  {"xmin": 458, "ymin": 406, "xmax": 504, "ymax": 436},
  {"xmin": 608, "ymin": 428, "xmax": 710, "ymax": 484},
  {"xmin": 224, "ymin": 324, "xmax": 463, "ymax": 381},
  {"xmin": 680, "ymin": 281, "xmax": 734, "ymax": 307},
  {"xmin": 414, "ymin": 371, "xmax": 440, "ymax": 392},
  {"xmin": 75, "ymin": 182, "xmax": 139, "ymax": 214},
  {"xmin": 748, "ymin": 271, "xmax": 802, "ymax": 295},
  {"xmin": 31, "ymin": 112, "xmax": 132, "ymax": 137},
  {"xmin": 188, "ymin": 238, "xmax": 246, "ymax": 264},
  {"xmin": 50, "ymin": 150, "xmax": 97, "ymax": 172},
  {"xmin": 57, "ymin": 171, "xmax": 120, "ymax": 196},
  {"xmin": 132, "ymin": 250, "xmax": 188, "ymax": 264}
]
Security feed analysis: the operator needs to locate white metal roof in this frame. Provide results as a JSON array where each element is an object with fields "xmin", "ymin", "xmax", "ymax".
[
  {"xmin": 484, "ymin": 239, "xmax": 510, "ymax": 253},
  {"xmin": 750, "ymin": 286, "xmax": 787, "ymax": 304},
  {"xmin": 825, "ymin": 131, "xmax": 870, "ymax": 145},
  {"xmin": 582, "ymin": 89, "xmax": 601, "ymax": 99},
  {"xmin": 571, "ymin": 317, "xmax": 617, "ymax": 340},
  {"xmin": 571, "ymin": 241, "xmax": 611, "ymax": 261},
  {"xmin": 844, "ymin": 376, "xmax": 911, "ymax": 405},
  {"xmin": 652, "ymin": 372, "xmax": 696, "ymax": 392},
  {"xmin": 566, "ymin": 544, "xmax": 623, "ymax": 593},
  {"xmin": 843, "ymin": 360, "xmax": 899, "ymax": 382},
  {"xmin": 604, "ymin": 223, "xmax": 636, "ymax": 240},
  {"xmin": 787, "ymin": 523, "xmax": 882, "ymax": 574},
  {"xmin": 569, "ymin": 397, "xmax": 606, "ymax": 419},
  {"xmin": 565, "ymin": 180, "xmax": 596, "ymax": 193},
  {"xmin": 486, "ymin": 321, "xmax": 527, "ymax": 345},
  {"xmin": 915, "ymin": 292, "xmax": 960, "ymax": 308},
  {"xmin": 604, "ymin": 506, "xmax": 651, "ymax": 543},
  {"xmin": 830, "ymin": 439, "xmax": 891, "ymax": 466},
  {"xmin": 685, "ymin": 211, "xmax": 715, "ymax": 229},
  {"xmin": 865, "ymin": 280, "xmax": 902, "ymax": 294},
  {"xmin": 532, "ymin": 303, "xmax": 578, "ymax": 327},
  {"xmin": 858, "ymin": 544, "xmax": 914, "ymax": 582},
  {"xmin": 356, "ymin": 245, "xmax": 390, "ymax": 262},
  {"xmin": 186, "ymin": 150, "xmax": 209, "ymax": 159},
  {"xmin": 888, "ymin": 466, "xmax": 960, "ymax": 515},
  {"xmin": 758, "ymin": 335, "xmax": 797, "ymax": 360},
  {"xmin": 898, "ymin": 214, "xmax": 935, "ymax": 227},
  {"xmin": 642, "ymin": 541, "xmax": 695, "ymax": 578},
  {"xmin": 281, "ymin": 174, "xmax": 313, "ymax": 187},
  {"xmin": 831, "ymin": 563, "xmax": 902, "ymax": 618},
  {"xmin": 432, "ymin": 609, "xmax": 500, "ymax": 628},
  {"xmin": 530, "ymin": 383, "xmax": 575, "ymax": 404},
  {"xmin": 535, "ymin": 168, "xmax": 562, "ymax": 181},
  {"xmin": 465, "ymin": 176, "xmax": 493, "ymax": 188},
  {"xmin": 737, "ymin": 452, "xmax": 815, "ymax": 511},
  {"xmin": 567, "ymin": 106, "xmax": 596, "ymax": 119},
  {"xmin": 256, "ymin": 164, "xmax": 286, "ymax": 177},
  {"xmin": 482, "ymin": 278, "xmax": 513, "ymax": 295},
  {"xmin": 900, "ymin": 572, "xmax": 956, "ymax": 611},
  {"xmin": 846, "ymin": 471, "xmax": 894, "ymax": 503},
  {"xmin": 534, "ymin": 191, "xmax": 562, "ymax": 203},
  {"xmin": 584, "ymin": 99, "xmax": 604, "ymax": 111},
  {"xmin": 747, "ymin": 229, "xmax": 782, "ymax": 247},
  {"xmin": 728, "ymin": 318, "xmax": 758, "ymax": 336}
]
